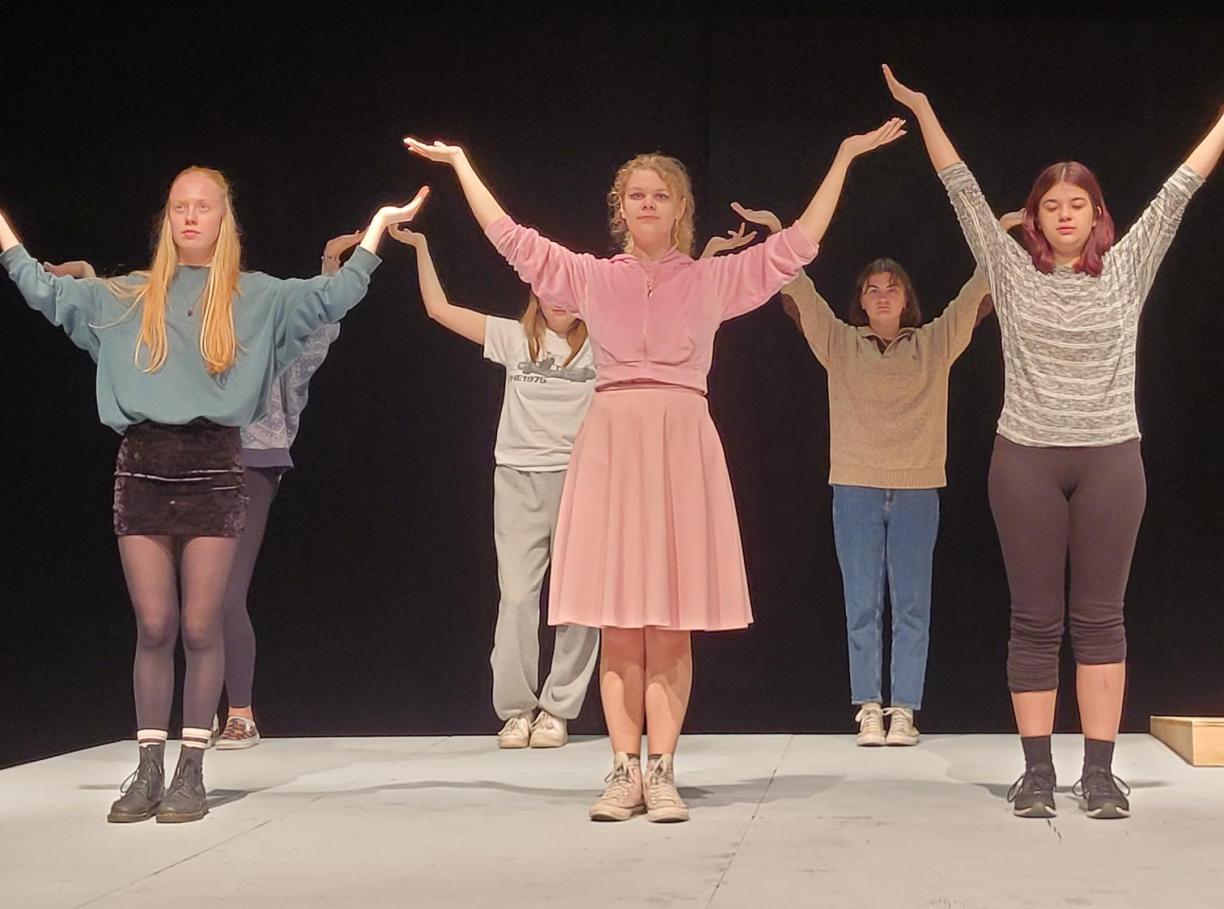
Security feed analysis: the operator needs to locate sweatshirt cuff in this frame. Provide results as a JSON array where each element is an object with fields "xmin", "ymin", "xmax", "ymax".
[
  {"xmin": 0, "ymin": 243, "xmax": 31, "ymax": 273},
  {"xmin": 344, "ymin": 246, "xmax": 381, "ymax": 276},
  {"xmin": 779, "ymin": 222, "xmax": 820, "ymax": 263},
  {"xmin": 484, "ymin": 215, "xmax": 517, "ymax": 247}
]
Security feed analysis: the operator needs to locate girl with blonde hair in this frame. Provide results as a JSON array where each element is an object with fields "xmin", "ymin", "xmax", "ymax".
[
  {"xmin": 387, "ymin": 223, "xmax": 600, "ymax": 749},
  {"xmin": 0, "ymin": 167, "xmax": 427, "ymax": 824},
  {"xmin": 405, "ymin": 118, "xmax": 905, "ymax": 822}
]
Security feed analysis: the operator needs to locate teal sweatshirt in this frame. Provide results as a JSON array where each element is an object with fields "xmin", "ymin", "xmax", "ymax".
[{"xmin": 1, "ymin": 244, "xmax": 380, "ymax": 433}]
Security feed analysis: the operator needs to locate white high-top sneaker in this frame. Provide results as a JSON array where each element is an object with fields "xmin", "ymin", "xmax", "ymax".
[
  {"xmin": 528, "ymin": 710, "xmax": 568, "ymax": 748},
  {"xmin": 884, "ymin": 706, "xmax": 920, "ymax": 746},
  {"xmin": 854, "ymin": 702, "xmax": 886, "ymax": 746}
]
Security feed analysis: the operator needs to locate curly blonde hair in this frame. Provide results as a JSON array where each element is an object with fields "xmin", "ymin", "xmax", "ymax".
[{"xmin": 606, "ymin": 153, "xmax": 695, "ymax": 256}]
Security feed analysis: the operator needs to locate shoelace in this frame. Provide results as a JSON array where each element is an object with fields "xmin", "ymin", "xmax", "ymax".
[
  {"xmin": 646, "ymin": 761, "xmax": 682, "ymax": 806},
  {"xmin": 500, "ymin": 716, "xmax": 528, "ymax": 735},
  {"xmin": 1072, "ymin": 771, "xmax": 1131, "ymax": 799},
  {"xmin": 883, "ymin": 708, "xmax": 914, "ymax": 733},
  {"xmin": 1006, "ymin": 767, "xmax": 1055, "ymax": 804},
  {"xmin": 221, "ymin": 718, "xmax": 252, "ymax": 739},
  {"xmin": 855, "ymin": 707, "xmax": 884, "ymax": 734},
  {"xmin": 118, "ymin": 751, "xmax": 159, "ymax": 794},
  {"xmin": 531, "ymin": 713, "xmax": 556, "ymax": 732},
  {"xmin": 601, "ymin": 763, "xmax": 635, "ymax": 800}
]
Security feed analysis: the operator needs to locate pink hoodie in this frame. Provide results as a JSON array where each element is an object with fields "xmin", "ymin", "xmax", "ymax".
[{"xmin": 486, "ymin": 216, "xmax": 819, "ymax": 393}]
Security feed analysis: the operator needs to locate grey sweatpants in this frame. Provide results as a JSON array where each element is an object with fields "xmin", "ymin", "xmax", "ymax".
[{"xmin": 492, "ymin": 466, "xmax": 599, "ymax": 720}]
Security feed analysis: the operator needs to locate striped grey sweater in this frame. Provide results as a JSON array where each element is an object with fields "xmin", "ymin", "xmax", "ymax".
[{"xmin": 939, "ymin": 161, "xmax": 1203, "ymax": 447}]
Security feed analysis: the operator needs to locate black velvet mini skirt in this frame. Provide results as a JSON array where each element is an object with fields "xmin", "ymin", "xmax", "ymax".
[{"xmin": 113, "ymin": 420, "xmax": 247, "ymax": 537}]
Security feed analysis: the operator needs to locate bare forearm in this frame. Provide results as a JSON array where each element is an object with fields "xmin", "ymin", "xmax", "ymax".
[
  {"xmin": 796, "ymin": 148, "xmax": 855, "ymax": 246},
  {"xmin": 0, "ymin": 211, "xmax": 20, "ymax": 252},
  {"xmin": 411, "ymin": 239, "xmax": 486, "ymax": 344},
  {"xmin": 911, "ymin": 97, "xmax": 961, "ymax": 172},
  {"xmin": 452, "ymin": 154, "xmax": 509, "ymax": 230},
  {"xmin": 1184, "ymin": 106, "xmax": 1224, "ymax": 180},
  {"xmin": 413, "ymin": 240, "xmax": 449, "ymax": 316}
]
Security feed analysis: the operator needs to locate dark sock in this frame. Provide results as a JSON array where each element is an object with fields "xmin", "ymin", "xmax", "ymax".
[
  {"xmin": 1021, "ymin": 735, "xmax": 1053, "ymax": 770},
  {"xmin": 1083, "ymin": 738, "xmax": 1115, "ymax": 772}
]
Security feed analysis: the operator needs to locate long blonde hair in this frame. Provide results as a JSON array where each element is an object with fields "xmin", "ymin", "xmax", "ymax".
[
  {"xmin": 104, "ymin": 166, "xmax": 242, "ymax": 374},
  {"xmin": 606, "ymin": 153, "xmax": 695, "ymax": 257},
  {"xmin": 520, "ymin": 294, "xmax": 587, "ymax": 366}
]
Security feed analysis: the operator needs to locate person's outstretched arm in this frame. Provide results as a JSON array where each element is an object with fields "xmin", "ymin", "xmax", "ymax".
[
  {"xmin": 0, "ymin": 209, "xmax": 110, "ymax": 354},
  {"xmin": 1184, "ymin": 104, "xmax": 1224, "ymax": 180},
  {"xmin": 794, "ymin": 117, "xmax": 908, "ymax": 247},
  {"xmin": 405, "ymin": 139, "xmax": 599, "ymax": 316},
  {"xmin": 387, "ymin": 225, "xmax": 488, "ymax": 345},
  {"xmin": 709, "ymin": 121, "xmax": 908, "ymax": 321},
  {"xmin": 882, "ymin": 64, "xmax": 960, "ymax": 172},
  {"xmin": 403, "ymin": 139, "xmax": 508, "ymax": 229}
]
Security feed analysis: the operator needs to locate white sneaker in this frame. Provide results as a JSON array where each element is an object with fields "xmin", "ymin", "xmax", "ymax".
[
  {"xmin": 884, "ymin": 707, "xmax": 920, "ymax": 746},
  {"xmin": 528, "ymin": 710, "xmax": 567, "ymax": 748},
  {"xmin": 854, "ymin": 703, "xmax": 886, "ymax": 746},
  {"xmin": 497, "ymin": 713, "xmax": 533, "ymax": 749}
]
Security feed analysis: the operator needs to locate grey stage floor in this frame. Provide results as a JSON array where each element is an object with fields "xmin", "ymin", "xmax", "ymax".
[{"xmin": 1, "ymin": 733, "xmax": 1220, "ymax": 908}]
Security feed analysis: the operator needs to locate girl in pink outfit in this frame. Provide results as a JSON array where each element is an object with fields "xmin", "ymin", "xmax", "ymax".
[{"xmin": 405, "ymin": 120, "xmax": 905, "ymax": 822}]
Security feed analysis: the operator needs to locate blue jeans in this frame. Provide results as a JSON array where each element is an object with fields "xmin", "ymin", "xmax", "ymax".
[{"xmin": 831, "ymin": 485, "xmax": 940, "ymax": 710}]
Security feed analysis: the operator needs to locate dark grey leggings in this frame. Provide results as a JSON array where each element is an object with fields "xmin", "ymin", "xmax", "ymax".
[
  {"xmin": 988, "ymin": 436, "xmax": 1146, "ymax": 692},
  {"xmin": 220, "ymin": 466, "xmax": 281, "ymax": 708}
]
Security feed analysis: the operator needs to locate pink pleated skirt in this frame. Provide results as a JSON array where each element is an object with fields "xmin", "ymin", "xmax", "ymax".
[{"xmin": 548, "ymin": 384, "xmax": 753, "ymax": 631}]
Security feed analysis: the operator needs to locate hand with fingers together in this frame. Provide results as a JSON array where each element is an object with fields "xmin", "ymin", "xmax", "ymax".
[
  {"xmin": 387, "ymin": 223, "xmax": 426, "ymax": 249},
  {"xmin": 700, "ymin": 223, "xmax": 757, "ymax": 259},
  {"xmin": 43, "ymin": 260, "xmax": 97, "ymax": 279},
  {"xmin": 321, "ymin": 229, "xmax": 366, "ymax": 276},
  {"xmin": 730, "ymin": 203, "xmax": 784, "ymax": 236}
]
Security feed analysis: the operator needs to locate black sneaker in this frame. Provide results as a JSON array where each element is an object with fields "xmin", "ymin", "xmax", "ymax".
[
  {"xmin": 1006, "ymin": 764, "xmax": 1057, "ymax": 818},
  {"xmin": 1073, "ymin": 767, "xmax": 1131, "ymax": 820}
]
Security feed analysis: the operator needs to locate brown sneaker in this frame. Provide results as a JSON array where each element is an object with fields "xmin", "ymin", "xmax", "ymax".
[
  {"xmin": 215, "ymin": 716, "xmax": 261, "ymax": 751},
  {"xmin": 588, "ymin": 753, "xmax": 646, "ymax": 821},
  {"xmin": 644, "ymin": 753, "xmax": 689, "ymax": 823}
]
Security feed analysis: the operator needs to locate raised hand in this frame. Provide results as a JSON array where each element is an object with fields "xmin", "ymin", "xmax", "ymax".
[
  {"xmin": 403, "ymin": 137, "xmax": 466, "ymax": 167},
  {"xmin": 387, "ymin": 224, "xmax": 426, "ymax": 248},
  {"xmin": 323, "ymin": 230, "xmax": 365, "ymax": 262},
  {"xmin": 700, "ymin": 223, "xmax": 758, "ymax": 259},
  {"xmin": 374, "ymin": 186, "xmax": 431, "ymax": 228},
  {"xmin": 839, "ymin": 117, "xmax": 908, "ymax": 159},
  {"xmin": 43, "ymin": 260, "xmax": 97, "ymax": 279},
  {"xmin": 730, "ymin": 203, "xmax": 783, "ymax": 235},
  {"xmin": 882, "ymin": 64, "xmax": 928, "ymax": 111},
  {"xmin": 999, "ymin": 210, "xmax": 1025, "ymax": 232}
]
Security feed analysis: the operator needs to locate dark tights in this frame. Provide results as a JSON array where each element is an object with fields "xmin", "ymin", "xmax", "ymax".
[
  {"xmin": 220, "ymin": 466, "xmax": 281, "ymax": 709},
  {"xmin": 119, "ymin": 535, "xmax": 240, "ymax": 730}
]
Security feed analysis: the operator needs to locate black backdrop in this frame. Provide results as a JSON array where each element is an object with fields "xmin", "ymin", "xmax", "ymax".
[{"xmin": 3, "ymin": 14, "xmax": 1222, "ymax": 768}]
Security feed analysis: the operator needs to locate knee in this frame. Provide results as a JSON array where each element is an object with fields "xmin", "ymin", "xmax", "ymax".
[
  {"xmin": 135, "ymin": 610, "xmax": 177, "ymax": 652},
  {"xmin": 1069, "ymin": 605, "xmax": 1126, "ymax": 664},
  {"xmin": 180, "ymin": 616, "xmax": 222, "ymax": 654},
  {"xmin": 1008, "ymin": 605, "xmax": 1064, "ymax": 692}
]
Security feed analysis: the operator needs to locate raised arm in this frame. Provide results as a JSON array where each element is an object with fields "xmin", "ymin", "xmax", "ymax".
[
  {"xmin": 794, "ymin": 118, "xmax": 908, "ymax": 247},
  {"xmin": 388, "ymin": 225, "xmax": 487, "ymax": 345},
  {"xmin": 1184, "ymin": 104, "xmax": 1224, "ymax": 180},
  {"xmin": 882, "ymin": 64, "xmax": 961, "ymax": 172},
  {"xmin": 707, "ymin": 122, "xmax": 906, "ymax": 321},
  {"xmin": 0, "ymin": 209, "xmax": 110, "ymax": 355},
  {"xmin": 356, "ymin": 186, "xmax": 430, "ymax": 257},
  {"xmin": 403, "ymin": 139, "xmax": 508, "ymax": 229},
  {"xmin": 0, "ymin": 209, "xmax": 20, "ymax": 252}
]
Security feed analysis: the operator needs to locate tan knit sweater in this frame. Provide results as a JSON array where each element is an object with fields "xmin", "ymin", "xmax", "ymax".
[{"xmin": 784, "ymin": 269, "xmax": 989, "ymax": 488}]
